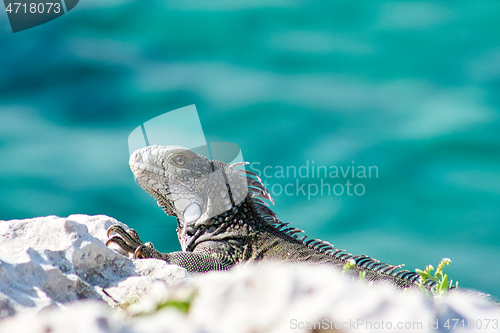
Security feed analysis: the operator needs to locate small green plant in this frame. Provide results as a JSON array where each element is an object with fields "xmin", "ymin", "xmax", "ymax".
[
  {"xmin": 125, "ymin": 292, "xmax": 196, "ymax": 317},
  {"xmin": 342, "ymin": 259, "xmax": 356, "ymax": 274},
  {"xmin": 155, "ymin": 293, "xmax": 195, "ymax": 314},
  {"xmin": 343, "ymin": 259, "xmax": 373, "ymax": 287},
  {"xmin": 415, "ymin": 258, "xmax": 458, "ymax": 297}
]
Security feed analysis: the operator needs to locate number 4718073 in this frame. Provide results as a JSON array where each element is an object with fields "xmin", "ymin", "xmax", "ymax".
[{"xmin": 5, "ymin": 3, "xmax": 61, "ymax": 14}]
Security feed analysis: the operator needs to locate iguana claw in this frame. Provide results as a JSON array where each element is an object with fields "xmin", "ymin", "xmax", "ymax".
[
  {"xmin": 106, "ymin": 225, "xmax": 144, "ymax": 257},
  {"xmin": 106, "ymin": 225, "xmax": 164, "ymax": 260}
]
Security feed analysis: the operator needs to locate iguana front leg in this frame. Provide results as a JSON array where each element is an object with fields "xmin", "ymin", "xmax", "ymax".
[
  {"xmin": 106, "ymin": 225, "xmax": 234, "ymax": 273},
  {"xmin": 106, "ymin": 225, "xmax": 164, "ymax": 259}
]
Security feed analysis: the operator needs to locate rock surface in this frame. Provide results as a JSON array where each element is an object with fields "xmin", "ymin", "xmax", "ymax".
[
  {"xmin": 0, "ymin": 215, "xmax": 188, "ymax": 316},
  {"xmin": 0, "ymin": 215, "xmax": 498, "ymax": 333}
]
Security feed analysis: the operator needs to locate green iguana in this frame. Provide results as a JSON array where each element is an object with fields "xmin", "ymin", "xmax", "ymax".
[{"xmin": 106, "ymin": 145, "xmax": 440, "ymax": 292}]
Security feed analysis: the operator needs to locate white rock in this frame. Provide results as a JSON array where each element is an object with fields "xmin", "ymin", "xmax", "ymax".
[
  {"xmin": 0, "ymin": 215, "xmax": 189, "ymax": 315},
  {"xmin": 0, "ymin": 300, "xmax": 201, "ymax": 333},
  {"xmin": 0, "ymin": 301, "xmax": 126, "ymax": 333},
  {"xmin": 141, "ymin": 263, "xmax": 499, "ymax": 333},
  {"xmin": 0, "ymin": 215, "xmax": 498, "ymax": 333}
]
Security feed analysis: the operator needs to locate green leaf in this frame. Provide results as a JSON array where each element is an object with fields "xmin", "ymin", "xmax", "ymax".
[
  {"xmin": 342, "ymin": 259, "xmax": 356, "ymax": 274},
  {"xmin": 414, "ymin": 258, "xmax": 457, "ymax": 299},
  {"xmin": 155, "ymin": 293, "xmax": 195, "ymax": 314},
  {"xmin": 436, "ymin": 258, "xmax": 451, "ymax": 279},
  {"xmin": 424, "ymin": 265, "xmax": 434, "ymax": 275},
  {"xmin": 437, "ymin": 274, "xmax": 449, "ymax": 296}
]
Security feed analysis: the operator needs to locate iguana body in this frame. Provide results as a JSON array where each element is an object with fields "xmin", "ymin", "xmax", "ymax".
[{"xmin": 107, "ymin": 145, "xmax": 434, "ymax": 292}]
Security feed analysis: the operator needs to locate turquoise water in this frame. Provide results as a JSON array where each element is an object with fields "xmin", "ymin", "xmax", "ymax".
[{"xmin": 1, "ymin": 1, "xmax": 499, "ymax": 298}]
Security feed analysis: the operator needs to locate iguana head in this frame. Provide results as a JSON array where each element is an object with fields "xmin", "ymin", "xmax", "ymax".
[{"xmin": 129, "ymin": 145, "xmax": 251, "ymax": 249}]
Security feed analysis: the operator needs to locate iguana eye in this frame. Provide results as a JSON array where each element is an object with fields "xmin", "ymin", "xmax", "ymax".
[{"xmin": 171, "ymin": 154, "xmax": 187, "ymax": 166}]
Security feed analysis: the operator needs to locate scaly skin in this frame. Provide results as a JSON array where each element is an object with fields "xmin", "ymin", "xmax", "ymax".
[{"xmin": 107, "ymin": 145, "xmax": 437, "ymax": 292}]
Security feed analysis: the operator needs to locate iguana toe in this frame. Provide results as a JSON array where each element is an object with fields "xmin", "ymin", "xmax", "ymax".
[
  {"xmin": 106, "ymin": 225, "xmax": 144, "ymax": 256},
  {"xmin": 134, "ymin": 242, "xmax": 162, "ymax": 259}
]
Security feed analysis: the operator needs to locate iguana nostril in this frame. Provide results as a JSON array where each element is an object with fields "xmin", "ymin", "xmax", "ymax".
[{"xmin": 130, "ymin": 150, "xmax": 142, "ymax": 164}]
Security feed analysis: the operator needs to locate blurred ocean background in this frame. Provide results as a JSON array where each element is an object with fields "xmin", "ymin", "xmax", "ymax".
[{"xmin": 1, "ymin": 1, "xmax": 499, "ymax": 298}]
